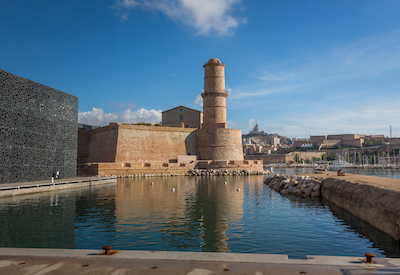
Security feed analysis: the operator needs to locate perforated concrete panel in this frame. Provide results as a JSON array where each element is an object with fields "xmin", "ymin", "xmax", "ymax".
[{"xmin": 0, "ymin": 70, "xmax": 78, "ymax": 183}]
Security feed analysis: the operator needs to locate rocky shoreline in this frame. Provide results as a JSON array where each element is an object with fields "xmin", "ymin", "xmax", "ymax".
[
  {"xmin": 264, "ymin": 174, "xmax": 324, "ymax": 197},
  {"xmin": 102, "ymin": 169, "xmax": 271, "ymax": 178}
]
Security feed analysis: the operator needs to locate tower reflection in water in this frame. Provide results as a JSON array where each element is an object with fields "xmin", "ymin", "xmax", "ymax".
[{"xmin": 114, "ymin": 176, "xmax": 256, "ymax": 252}]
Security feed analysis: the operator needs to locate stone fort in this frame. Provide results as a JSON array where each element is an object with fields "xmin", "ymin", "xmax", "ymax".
[{"xmin": 78, "ymin": 58, "xmax": 262, "ymax": 175}]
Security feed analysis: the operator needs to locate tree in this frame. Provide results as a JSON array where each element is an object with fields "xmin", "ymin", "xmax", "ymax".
[{"xmin": 326, "ymin": 151, "xmax": 335, "ymax": 161}]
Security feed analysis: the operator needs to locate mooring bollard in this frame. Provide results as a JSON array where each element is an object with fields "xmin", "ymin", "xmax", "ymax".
[
  {"xmin": 102, "ymin": 245, "xmax": 111, "ymax": 255},
  {"xmin": 50, "ymin": 177, "xmax": 54, "ymax": 183},
  {"xmin": 101, "ymin": 245, "xmax": 117, "ymax": 255},
  {"xmin": 364, "ymin": 252, "xmax": 376, "ymax": 263}
]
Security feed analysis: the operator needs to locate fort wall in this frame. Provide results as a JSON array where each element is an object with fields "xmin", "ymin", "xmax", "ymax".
[
  {"xmin": 197, "ymin": 128, "xmax": 243, "ymax": 161},
  {"xmin": 78, "ymin": 123, "xmax": 196, "ymax": 165},
  {"xmin": 115, "ymin": 124, "xmax": 196, "ymax": 162},
  {"xmin": 342, "ymin": 139, "xmax": 363, "ymax": 147},
  {"xmin": 78, "ymin": 123, "xmax": 262, "ymax": 175},
  {"xmin": 322, "ymin": 139, "xmax": 341, "ymax": 147},
  {"xmin": 82, "ymin": 123, "xmax": 119, "ymax": 163}
]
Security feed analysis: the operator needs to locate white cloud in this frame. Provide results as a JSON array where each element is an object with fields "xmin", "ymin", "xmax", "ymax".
[
  {"xmin": 78, "ymin": 107, "xmax": 162, "ymax": 126},
  {"xmin": 194, "ymin": 92, "xmax": 203, "ymax": 107},
  {"xmin": 248, "ymin": 118, "xmax": 255, "ymax": 129},
  {"xmin": 226, "ymin": 85, "xmax": 232, "ymax": 95},
  {"xmin": 113, "ymin": 0, "xmax": 244, "ymax": 35},
  {"xmin": 258, "ymin": 72, "xmax": 293, "ymax": 82},
  {"xmin": 227, "ymin": 120, "xmax": 236, "ymax": 128},
  {"xmin": 233, "ymin": 29, "xmax": 400, "ymax": 100}
]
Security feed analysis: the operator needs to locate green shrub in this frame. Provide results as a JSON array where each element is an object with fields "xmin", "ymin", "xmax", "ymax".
[
  {"xmin": 137, "ymin": 122, "xmax": 145, "ymax": 125},
  {"xmin": 363, "ymin": 139, "xmax": 385, "ymax": 147}
]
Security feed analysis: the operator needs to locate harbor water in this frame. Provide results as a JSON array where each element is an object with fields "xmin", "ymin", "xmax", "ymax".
[{"xmin": 0, "ymin": 175, "xmax": 399, "ymax": 259}]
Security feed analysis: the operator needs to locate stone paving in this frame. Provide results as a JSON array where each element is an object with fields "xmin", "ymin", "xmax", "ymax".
[{"xmin": 0, "ymin": 248, "xmax": 399, "ymax": 275}]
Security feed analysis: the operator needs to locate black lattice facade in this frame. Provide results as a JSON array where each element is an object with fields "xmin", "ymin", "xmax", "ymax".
[{"xmin": 0, "ymin": 70, "xmax": 78, "ymax": 184}]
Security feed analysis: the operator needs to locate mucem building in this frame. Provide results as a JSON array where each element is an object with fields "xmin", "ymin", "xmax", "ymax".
[{"xmin": 0, "ymin": 70, "xmax": 78, "ymax": 184}]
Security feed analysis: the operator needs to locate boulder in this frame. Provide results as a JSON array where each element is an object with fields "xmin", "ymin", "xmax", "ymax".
[
  {"xmin": 273, "ymin": 184, "xmax": 283, "ymax": 193},
  {"xmin": 293, "ymin": 187, "xmax": 303, "ymax": 196},
  {"xmin": 304, "ymin": 188, "xmax": 312, "ymax": 196}
]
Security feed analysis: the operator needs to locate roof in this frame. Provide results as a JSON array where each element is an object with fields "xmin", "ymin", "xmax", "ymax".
[
  {"xmin": 208, "ymin": 58, "xmax": 222, "ymax": 64},
  {"xmin": 162, "ymin": 105, "xmax": 203, "ymax": 113}
]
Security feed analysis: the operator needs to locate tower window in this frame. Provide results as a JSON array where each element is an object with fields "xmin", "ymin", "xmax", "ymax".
[{"xmin": 180, "ymin": 115, "xmax": 183, "ymax": 120}]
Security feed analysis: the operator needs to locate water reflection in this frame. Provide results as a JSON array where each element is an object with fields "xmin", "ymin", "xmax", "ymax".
[
  {"xmin": 74, "ymin": 184, "xmax": 118, "ymax": 249},
  {"xmin": 0, "ymin": 176, "xmax": 398, "ymax": 258},
  {"xmin": 322, "ymin": 198, "xmax": 400, "ymax": 257},
  {"xmin": 0, "ymin": 191, "xmax": 77, "ymax": 248},
  {"xmin": 114, "ymin": 176, "xmax": 245, "ymax": 252}
]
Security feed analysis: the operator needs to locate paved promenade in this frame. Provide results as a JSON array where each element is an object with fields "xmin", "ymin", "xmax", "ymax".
[
  {"xmin": 0, "ymin": 248, "xmax": 399, "ymax": 275},
  {"xmin": 0, "ymin": 176, "xmax": 117, "ymax": 198}
]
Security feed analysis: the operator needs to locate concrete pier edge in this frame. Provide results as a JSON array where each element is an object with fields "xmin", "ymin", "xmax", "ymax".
[
  {"xmin": 0, "ymin": 177, "xmax": 117, "ymax": 198},
  {"xmin": 0, "ymin": 248, "xmax": 399, "ymax": 267}
]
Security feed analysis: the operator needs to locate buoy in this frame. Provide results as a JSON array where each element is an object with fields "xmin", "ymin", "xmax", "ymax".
[
  {"xmin": 151, "ymin": 182, "xmax": 154, "ymax": 185},
  {"xmin": 171, "ymin": 188, "xmax": 175, "ymax": 192},
  {"xmin": 237, "ymin": 188, "xmax": 240, "ymax": 191},
  {"xmin": 224, "ymin": 181, "xmax": 227, "ymax": 185}
]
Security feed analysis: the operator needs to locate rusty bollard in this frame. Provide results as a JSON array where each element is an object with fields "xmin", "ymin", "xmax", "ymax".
[
  {"xmin": 364, "ymin": 253, "xmax": 376, "ymax": 263},
  {"xmin": 101, "ymin": 245, "xmax": 117, "ymax": 255}
]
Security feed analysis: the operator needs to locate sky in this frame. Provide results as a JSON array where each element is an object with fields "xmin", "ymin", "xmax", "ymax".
[{"xmin": 1, "ymin": 0, "xmax": 400, "ymax": 138}]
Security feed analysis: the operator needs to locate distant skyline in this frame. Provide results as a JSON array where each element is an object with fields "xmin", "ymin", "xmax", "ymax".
[{"xmin": 2, "ymin": 0, "xmax": 400, "ymax": 138}]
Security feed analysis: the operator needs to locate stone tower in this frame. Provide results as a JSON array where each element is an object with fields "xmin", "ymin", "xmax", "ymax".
[
  {"xmin": 196, "ymin": 58, "xmax": 244, "ymax": 161},
  {"xmin": 202, "ymin": 58, "xmax": 227, "ymax": 129}
]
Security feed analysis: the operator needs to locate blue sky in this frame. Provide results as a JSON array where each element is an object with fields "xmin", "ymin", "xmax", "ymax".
[{"xmin": 2, "ymin": 0, "xmax": 400, "ymax": 138}]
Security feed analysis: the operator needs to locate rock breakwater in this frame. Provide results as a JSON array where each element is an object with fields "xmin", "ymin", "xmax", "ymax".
[
  {"xmin": 264, "ymin": 174, "xmax": 324, "ymax": 197},
  {"xmin": 188, "ymin": 169, "xmax": 269, "ymax": 177},
  {"xmin": 106, "ymin": 169, "xmax": 270, "ymax": 178}
]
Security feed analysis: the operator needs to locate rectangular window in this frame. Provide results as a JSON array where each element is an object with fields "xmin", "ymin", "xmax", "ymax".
[{"xmin": 180, "ymin": 115, "xmax": 183, "ymax": 120}]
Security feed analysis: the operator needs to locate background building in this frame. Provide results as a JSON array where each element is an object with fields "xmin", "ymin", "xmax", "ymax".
[
  {"xmin": 0, "ymin": 70, "xmax": 78, "ymax": 183},
  {"xmin": 162, "ymin": 106, "xmax": 203, "ymax": 128},
  {"xmin": 272, "ymin": 137, "xmax": 280, "ymax": 147}
]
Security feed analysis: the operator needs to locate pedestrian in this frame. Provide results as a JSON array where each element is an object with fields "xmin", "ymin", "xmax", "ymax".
[{"xmin": 55, "ymin": 170, "xmax": 60, "ymax": 179}]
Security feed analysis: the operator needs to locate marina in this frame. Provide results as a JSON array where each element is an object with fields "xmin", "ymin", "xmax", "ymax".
[{"xmin": 273, "ymin": 166, "xmax": 400, "ymax": 180}]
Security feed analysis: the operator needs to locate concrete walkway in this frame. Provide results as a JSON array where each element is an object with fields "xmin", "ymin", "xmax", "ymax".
[
  {"xmin": 0, "ymin": 248, "xmax": 399, "ymax": 275},
  {"xmin": 0, "ymin": 176, "xmax": 117, "ymax": 198}
]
